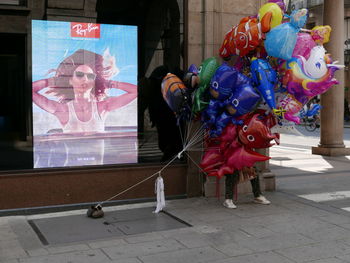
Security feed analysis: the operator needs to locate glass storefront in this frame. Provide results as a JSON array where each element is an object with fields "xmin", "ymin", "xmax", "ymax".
[{"xmin": 0, "ymin": 0, "xmax": 185, "ymax": 172}]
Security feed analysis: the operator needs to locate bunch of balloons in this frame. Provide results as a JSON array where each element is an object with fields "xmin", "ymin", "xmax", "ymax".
[{"xmin": 160, "ymin": 0, "xmax": 343, "ymax": 182}]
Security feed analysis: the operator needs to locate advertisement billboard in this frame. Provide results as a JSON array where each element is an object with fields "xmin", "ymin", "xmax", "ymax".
[{"xmin": 32, "ymin": 20, "xmax": 138, "ymax": 168}]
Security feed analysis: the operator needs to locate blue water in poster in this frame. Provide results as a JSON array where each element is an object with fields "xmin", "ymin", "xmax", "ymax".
[{"xmin": 32, "ymin": 20, "xmax": 138, "ymax": 168}]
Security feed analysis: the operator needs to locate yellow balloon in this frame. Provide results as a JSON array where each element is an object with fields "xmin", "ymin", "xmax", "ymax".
[
  {"xmin": 311, "ymin": 25, "xmax": 332, "ymax": 45},
  {"xmin": 258, "ymin": 3, "xmax": 283, "ymax": 29}
]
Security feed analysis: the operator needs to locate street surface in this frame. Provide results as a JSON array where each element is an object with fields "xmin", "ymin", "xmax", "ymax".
[
  {"xmin": 1, "ymin": 126, "xmax": 350, "ymax": 263},
  {"xmin": 271, "ymin": 125, "xmax": 350, "ymax": 214}
]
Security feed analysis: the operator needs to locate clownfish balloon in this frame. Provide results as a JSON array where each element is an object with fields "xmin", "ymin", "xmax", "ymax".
[{"xmin": 219, "ymin": 15, "xmax": 272, "ymax": 59}]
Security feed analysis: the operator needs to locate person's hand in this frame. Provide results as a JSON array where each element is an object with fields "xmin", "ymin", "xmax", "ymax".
[
  {"xmin": 102, "ymin": 48, "xmax": 119, "ymax": 79},
  {"xmin": 106, "ymin": 79, "xmax": 117, "ymax": 89}
]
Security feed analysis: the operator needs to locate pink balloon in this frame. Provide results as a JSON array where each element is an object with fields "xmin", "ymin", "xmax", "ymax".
[
  {"xmin": 292, "ymin": 33, "xmax": 316, "ymax": 59},
  {"xmin": 276, "ymin": 92, "xmax": 304, "ymax": 124}
]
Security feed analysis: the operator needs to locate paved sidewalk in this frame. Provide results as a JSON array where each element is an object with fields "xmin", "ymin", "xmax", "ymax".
[
  {"xmin": 1, "ymin": 131, "xmax": 350, "ymax": 263},
  {"xmin": 2, "ymin": 182, "xmax": 350, "ymax": 262}
]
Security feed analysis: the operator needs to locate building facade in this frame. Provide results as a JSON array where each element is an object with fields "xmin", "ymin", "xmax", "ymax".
[{"xmin": 0, "ymin": 0, "xmax": 347, "ymax": 211}]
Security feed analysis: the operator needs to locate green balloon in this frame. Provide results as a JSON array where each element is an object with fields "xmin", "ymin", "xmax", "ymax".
[
  {"xmin": 198, "ymin": 57, "xmax": 220, "ymax": 88},
  {"xmin": 192, "ymin": 57, "xmax": 220, "ymax": 114}
]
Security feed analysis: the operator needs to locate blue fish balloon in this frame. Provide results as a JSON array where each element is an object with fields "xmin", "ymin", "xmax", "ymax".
[{"xmin": 250, "ymin": 58, "xmax": 277, "ymax": 110}]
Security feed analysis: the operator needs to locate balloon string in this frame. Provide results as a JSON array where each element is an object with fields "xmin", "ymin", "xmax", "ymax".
[
  {"xmin": 184, "ymin": 151, "xmax": 208, "ymax": 176},
  {"xmin": 184, "ymin": 152, "xmax": 210, "ymax": 193},
  {"xmin": 95, "ymin": 117, "xmax": 207, "ymax": 208},
  {"xmin": 96, "ymin": 143, "xmax": 194, "ymax": 207},
  {"xmin": 186, "ymin": 130, "xmax": 205, "ymax": 147},
  {"xmin": 179, "ymin": 122, "xmax": 203, "ymax": 152},
  {"xmin": 183, "ymin": 123, "xmax": 205, "ymax": 149},
  {"xmin": 179, "ymin": 124, "xmax": 185, "ymax": 149},
  {"xmin": 184, "ymin": 111, "xmax": 196, "ymax": 143}
]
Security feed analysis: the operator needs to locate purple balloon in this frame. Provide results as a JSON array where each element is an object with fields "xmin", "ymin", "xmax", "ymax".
[
  {"xmin": 226, "ymin": 85, "xmax": 261, "ymax": 117},
  {"xmin": 188, "ymin": 64, "xmax": 198, "ymax": 74},
  {"xmin": 210, "ymin": 63, "xmax": 252, "ymax": 101},
  {"xmin": 206, "ymin": 84, "xmax": 260, "ymax": 137},
  {"xmin": 268, "ymin": 0, "xmax": 286, "ymax": 12}
]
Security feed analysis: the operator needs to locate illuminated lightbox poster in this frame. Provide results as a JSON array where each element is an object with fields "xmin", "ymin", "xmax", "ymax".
[{"xmin": 32, "ymin": 20, "xmax": 138, "ymax": 168}]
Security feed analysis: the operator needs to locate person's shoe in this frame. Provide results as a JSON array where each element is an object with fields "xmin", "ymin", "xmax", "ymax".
[
  {"xmin": 253, "ymin": 195, "xmax": 271, "ymax": 205},
  {"xmin": 223, "ymin": 199, "xmax": 237, "ymax": 209}
]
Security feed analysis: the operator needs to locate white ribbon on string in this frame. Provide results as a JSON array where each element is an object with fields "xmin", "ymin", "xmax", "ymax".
[{"xmin": 154, "ymin": 173, "xmax": 165, "ymax": 213}]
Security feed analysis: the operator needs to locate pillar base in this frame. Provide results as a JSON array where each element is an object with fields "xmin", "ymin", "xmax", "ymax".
[
  {"xmin": 261, "ymin": 171, "xmax": 276, "ymax": 192},
  {"xmin": 312, "ymin": 146, "xmax": 350, "ymax": 156}
]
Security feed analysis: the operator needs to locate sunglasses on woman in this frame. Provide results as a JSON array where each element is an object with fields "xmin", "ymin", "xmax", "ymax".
[{"xmin": 74, "ymin": 71, "xmax": 96, "ymax": 80}]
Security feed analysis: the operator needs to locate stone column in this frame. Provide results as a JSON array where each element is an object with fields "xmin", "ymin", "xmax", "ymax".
[
  {"xmin": 312, "ymin": 0, "xmax": 350, "ymax": 156},
  {"xmin": 255, "ymin": 148, "xmax": 275, "ymax": 191}
]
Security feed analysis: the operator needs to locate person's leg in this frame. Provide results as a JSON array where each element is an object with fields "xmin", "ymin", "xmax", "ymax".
[
  {"xmin": 251, "ymin": 176, "xmax": 271, "ymax": 205},
  {"xmin": 225, "ymin": 174, "xmax": 234, "ymax": 200},
  {"xmin": 250, "ymin": 176, "xmax": 262, "ymax": 198},
  {"xmin": 223, "ymin": 174, "xmax": 237, "ymax": 208}
]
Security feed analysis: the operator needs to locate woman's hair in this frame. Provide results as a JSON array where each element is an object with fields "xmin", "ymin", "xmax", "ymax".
[{"xmin": 46, "ymin": 49, "xmax": 111, "ymax": 102}]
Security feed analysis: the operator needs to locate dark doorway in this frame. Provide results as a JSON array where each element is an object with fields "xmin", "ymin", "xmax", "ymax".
[
  {"xmin": 96, "ymin": 0, "xmax": 184, "ymax": 164},
  {"xmin": 0, "ymin": 33, "xmax": 32, "ymax": 169},
  {"xmin": 96, "ymin": 0, "xmax": 181, "ymax": 78}
]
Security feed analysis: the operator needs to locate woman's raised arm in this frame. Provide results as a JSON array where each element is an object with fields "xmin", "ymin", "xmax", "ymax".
[
  {"xmin": 32, "ymin": 78, "xmax": 68, "ymax": 124},
  {"xmin": 99, "ymin": 81, "xmax": 137, "ymax": 114}
]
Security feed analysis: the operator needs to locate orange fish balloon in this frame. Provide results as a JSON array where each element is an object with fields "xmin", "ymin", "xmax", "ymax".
[
  {"xmin": 161, "ymin": 73, "xmax": 189, "ymax": 117},
  {"xmin": 219, "ymin": 15, "xmax": 271, "ymax": 59}
]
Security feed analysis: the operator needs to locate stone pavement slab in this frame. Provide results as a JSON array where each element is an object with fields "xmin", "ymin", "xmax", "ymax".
[
  {"xmin": 275, "ymin": 241, "xmax": 350, "ymax": 262},
  {"xmin": 138, "ymin": 246, "xmax": 228, "ymax": 263},
  {"xmin": 101, "ymin": 239, "xmax": 185, "ymax": 259},
  {"xmin": 0, "ymin": 239, "xmax": 27, "ymax": 261},
  {"xmin": 307, "ymin": 259, "xmax": 348, "ymax": 263},
  {"xmin": 213, "ymin": 251, "xmax": 295, "ymax": 263},
  {"xmin": 18, "ymin": 249, "xmax": 110, "ymax": 263}
]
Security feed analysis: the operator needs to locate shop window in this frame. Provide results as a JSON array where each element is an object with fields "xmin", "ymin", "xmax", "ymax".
[
  {"xmin": 0, "ymin": 0, "xmax": 184, "ymax": 172},
  {"xmin": 0, "ymin": 0, "xmax": 25, "ymax": 5}
]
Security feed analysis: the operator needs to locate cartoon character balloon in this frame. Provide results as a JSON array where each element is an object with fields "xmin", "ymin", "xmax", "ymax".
[
  {"xmin": 311, "ymin": 25, "xmax": 331, "ymax": 45},
  {"xmin": 201, "ymin": 64, "xmax": 260, "ymax": 136},
  {"xmin": 219, "ymin": 15, "xmax": 272, "ymax": 59},
  {"xmin": 265, "ymin": 9, "xmax": 308, "ymax": 61},
  {"xmin": 292, "ymin": 33, "xmax": 316, "ymax": 59},
  {"xmin": 276, "ymin": 48, "xmax": 343, "ymax": 123},
  {"xmin": 210, "ymin": 85, "xmax": 260, "ymax": 137},
  {"xmin": 209, "ymin": 63, "xmax": 240, "ymax": 101},
  {"xmin": 284, "ymin": 46, "xmax": 342, "ymax": 102},
  {"xmin": 201, "ymin": 112, "xmax": 279, "ymax": 179}
]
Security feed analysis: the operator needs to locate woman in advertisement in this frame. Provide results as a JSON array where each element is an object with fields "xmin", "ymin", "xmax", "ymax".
[
  {"xmin": 33, "ymin": 49, "xmax": 137, "ymax": 167},
  {"xmin": 33, "ymin": 49, "xmax": 137, "ymax": 134}
]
